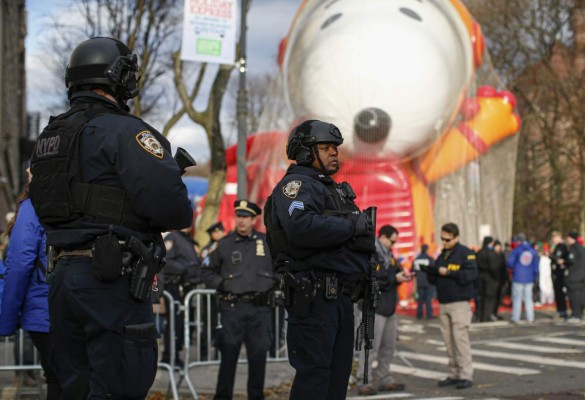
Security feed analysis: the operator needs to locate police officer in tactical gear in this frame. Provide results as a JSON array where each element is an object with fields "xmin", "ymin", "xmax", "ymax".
[
  {"xmin": 265, "ymin": 120, "xmax": 374, "ymax": 400},
  {"xmin": 201, "ymin": 200, "xmax": 275, "ymax": 400},
  {"xmin": 29, "ymin": 37, "xmax": 193, "ymax": 399}
]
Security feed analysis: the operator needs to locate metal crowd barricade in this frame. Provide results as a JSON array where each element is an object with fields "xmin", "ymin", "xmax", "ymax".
[
  {"xmin": 181, "ymin": 288, "xmax": 288, "ymax": 399},
  {"xmin": 0, "ymin": 331, "xmax": 45, "ymax": 399},
  {"xmin": 155, "ymin": 289, "xmax": 181, "ymax": 400}
]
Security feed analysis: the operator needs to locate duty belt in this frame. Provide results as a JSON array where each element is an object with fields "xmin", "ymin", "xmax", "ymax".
[
  {"xmin": 313, "ymin": 274, "xmax": 362, "ymax": 301},
  {"xmin": 218, "ymin": 292, "xmax": 271, "ymax": 305},
  {"xmin": 56, "ymin": 249, "xmax": 93, "ymax": 259}
]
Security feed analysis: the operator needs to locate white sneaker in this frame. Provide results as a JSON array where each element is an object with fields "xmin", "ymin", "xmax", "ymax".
[{"xmin": 567, "ymin": 317, "xmax": 582, "ymax": 323}]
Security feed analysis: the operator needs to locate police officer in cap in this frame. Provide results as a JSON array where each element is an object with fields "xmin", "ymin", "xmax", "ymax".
[
  {"xmin": 198, "ymin": 221, "xmax": 225, "ymax": 359},
  {"xmin": 202, "ymin": 200, "xmax": 274, "ymax": 400},
  {"xmin": 200, "ymin": 221, "xmax": 226, "ymax": 259},
  {"xmin": 29, "ymin": 37, "xmax": 193, "ymax": 399},
  {"xmin": 265, "ymin": 120, "xmax": 374, "ymax": 399}
]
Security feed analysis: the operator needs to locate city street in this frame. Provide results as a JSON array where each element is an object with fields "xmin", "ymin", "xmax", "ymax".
[
  {"xmin": 144, "ymin": 306, "xmax": 585, "ymax": 399},
  {"xmin": 346, "ymin": 309, "xmax": 585, "ymax": 399}
]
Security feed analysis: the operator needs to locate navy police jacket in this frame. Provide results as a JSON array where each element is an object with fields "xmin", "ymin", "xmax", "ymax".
[
  {"xmin": 201, "ymin": 230, "xmax": 275, "ymax": 294},
  {"xmin": 161, "ymin": 230, "xmax": 201, "ymax": 286},
  {"xmin": 271, "ymin": 164, "xmax": 369, "ymax": 281},
  {"xmin": 45, "ymin": 93, "xmax": 192, "ymax": 248},
  {"xmin": 427, "ymin": 242, "xmax": 478, "ymax": 304}
]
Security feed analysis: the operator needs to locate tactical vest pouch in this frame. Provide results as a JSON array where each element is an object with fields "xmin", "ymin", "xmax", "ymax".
[
  {"xmin": 29, "ymin": 118, "xmax": 81, "ymax": 225},
  {"xmin": 92, "ymin": 232, "xmax": 124, "ymax": 282}
]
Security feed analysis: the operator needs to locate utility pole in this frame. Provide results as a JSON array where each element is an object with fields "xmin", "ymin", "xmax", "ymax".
[{"xmin": 236, "ymin": 0, "xmax": 248, "ymax": 199}]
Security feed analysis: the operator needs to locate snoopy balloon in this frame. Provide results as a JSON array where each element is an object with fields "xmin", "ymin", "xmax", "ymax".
[{"xmin": 219, "ymin": 0, "xmax": 520, "ymax": 255}]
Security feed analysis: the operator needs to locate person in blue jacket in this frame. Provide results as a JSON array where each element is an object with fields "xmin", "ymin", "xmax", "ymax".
[
  {"xmin": 507, "ymin": 233, "xmax": 539, "ymax": 323},
  {"xmin": 0, "ymin": 181, "xmax": 61, "ymax": 399}
]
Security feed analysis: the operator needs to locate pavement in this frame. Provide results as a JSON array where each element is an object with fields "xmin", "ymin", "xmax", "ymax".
[{"xmin": 0, "ymin": 302, "xmax": 572, "ymax": 400}]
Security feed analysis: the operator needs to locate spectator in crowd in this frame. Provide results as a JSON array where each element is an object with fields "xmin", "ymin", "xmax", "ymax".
[
  {"xmin": 427, "ymin": 222, "xmax": 477, "ymax": 390},
  {"xmin": 476, "ymin": 236, "xmax": 500, "ymax": 322},
  {"xmin": 550, "ymin": 231, "xmax": 569, "ymax": 319},
  {"xmin": 538, "ymin": 245, "xmax": 554, "ymax": 305},
  {"xmin": 0, "ymin": 174, "xmax": 61, "ymax": 399},
  {"xmin": 357, "ymin": 225, "xmax": 409, "ymax": 396},
  {"xmin": 159, "ymin": 226, "xmax": 202, "ymax": 368},
  {"xmin": 412, "ymin": 244, "xmax": 436, "ymax": 319},
  {"xmin": 564, "ymin": 231, "xmax": 585, "ymax": 321},
  {"xmin": 507, "ymin": 233, "xmax": 539, "ymax": 323},
  {"xmin": 492, "ymin": 240, "xmax": 508, "ymax": 319}
]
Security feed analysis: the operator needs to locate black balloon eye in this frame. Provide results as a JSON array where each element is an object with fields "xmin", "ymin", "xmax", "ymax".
[
  {"xmin": 400, "ymin": 7, "xmax": 422, "ymax": 22},
  {"xmin": 321, "ymin": 13, "xmax": 342, "ymax": 30}
]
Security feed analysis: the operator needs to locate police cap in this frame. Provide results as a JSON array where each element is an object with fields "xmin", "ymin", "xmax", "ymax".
[
  {"xmin": 206, "ymin": 221, "xmax": 225, "ymax": 235},
  {"xmin": 234, "ymin": 199, "xmax": 261, "ymax": 217}
]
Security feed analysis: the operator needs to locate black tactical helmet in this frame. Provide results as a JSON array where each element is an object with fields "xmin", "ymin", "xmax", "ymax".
[
  {"xmin": 286, "ymin": 120, "xmax": 344, "ymax": 165},
  {"xmin": 65, "ymin": 37, "xmax": 140, "ymax": 101}
]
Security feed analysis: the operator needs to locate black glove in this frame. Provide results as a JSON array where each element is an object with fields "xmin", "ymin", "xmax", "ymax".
[{"xmin": 348, "ymin": 213, "xmax": 373, "ymax": 236}]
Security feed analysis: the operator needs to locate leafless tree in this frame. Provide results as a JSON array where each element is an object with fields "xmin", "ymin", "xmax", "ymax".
[
  {"xmin": 466, "ymin": 0, "xmax": 585, "ymax": 240},
  {"xmin": 38, "ymin": 0, "xmax": 182, "ymax": 119}
]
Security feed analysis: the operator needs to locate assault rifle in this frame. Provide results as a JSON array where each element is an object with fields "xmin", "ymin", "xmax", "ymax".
[{"xmin": 355, "ymin": 206, "xmax": 380, "ymax": 384}]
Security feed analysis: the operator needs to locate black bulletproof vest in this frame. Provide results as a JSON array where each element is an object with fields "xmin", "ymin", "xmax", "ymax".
[{"xmin": 29, "ymin": 102, "xmax": 151, "ymax": 232}]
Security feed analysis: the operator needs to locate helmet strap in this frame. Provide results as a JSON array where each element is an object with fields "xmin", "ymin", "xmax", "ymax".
[{"xmin": 312, "ymin": 144, "xmax": 330, "ymax": 175}]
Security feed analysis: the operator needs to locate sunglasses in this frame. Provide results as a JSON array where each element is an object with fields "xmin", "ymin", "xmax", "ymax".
[
  {"xmin": 390, "ymin": 239, "xmax": 397, "ymax": 244},
  {"xmin": 440, "ymin": 237, "xmax": 454, "ymax": 242}
]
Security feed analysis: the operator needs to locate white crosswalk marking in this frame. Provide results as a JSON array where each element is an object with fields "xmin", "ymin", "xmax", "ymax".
[
  {"xmin": 482, "ymin": 341, "xmax": 583, "ymax": 353},
  {"xmin": 533, "ymin": 337, "xmax": 585, "ymax": 346},
  {"xmin": 470, "ymin": 348, "xmax": 585, "ymax": 368},
  {"xmin": 346, "ymin": 393, "xmax": 414, "ymax": 399},
  {"xmin": 391, "ymin": 364, "xmax": 445, "ymax": 379},
  {"xmin": 398, "ymin": 351, "xmax": 540, "ymax": 375}
]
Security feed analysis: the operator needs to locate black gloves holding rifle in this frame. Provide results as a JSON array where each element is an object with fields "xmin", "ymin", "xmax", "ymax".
[{"xmin": 347, "ymin": 211, "xmax": 376, "ymax": 253}]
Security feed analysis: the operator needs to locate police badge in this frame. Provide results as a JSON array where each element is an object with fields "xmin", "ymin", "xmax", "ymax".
[
  {"xmin": 135, "ymin": 131, "xmax": 164, "ymax": 159},
  {"xmin": 283, "ymin": 180, "xmax": 302, "ymax": 199},
  {"xmin": 256, "ymin": 240, "xmax": 266, "ymax": 256}
]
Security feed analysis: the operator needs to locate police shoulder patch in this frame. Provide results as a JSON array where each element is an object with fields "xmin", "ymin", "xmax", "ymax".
[
  {"xmin": 283, "ymin": 180, "xmax": 302, "ymax": 199},
  {"xmin": 136, "ymin": 130, "xmax": 164, "ymax": 159}
]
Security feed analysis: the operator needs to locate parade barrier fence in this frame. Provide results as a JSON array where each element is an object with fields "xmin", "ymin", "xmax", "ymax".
[
  {"xmin": 0, "ymin": 332, "xmax": 45, "ymax": 399},
  {"xmin": 157, "ymin": 288, "xmax": 288, "ymax": 400},
  {"xmin": 0, "ymin": 289, "xmax": 288, "ymax": 400}
]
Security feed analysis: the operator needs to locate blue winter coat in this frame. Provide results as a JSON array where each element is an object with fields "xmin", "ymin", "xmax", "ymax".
[
  {"xmin": 507, "ymin": 241, "xmax": 539, "ymax": 284},
  {"xmin": 0, "ymin": 198, "xmax": 49, "ymax": 335}
]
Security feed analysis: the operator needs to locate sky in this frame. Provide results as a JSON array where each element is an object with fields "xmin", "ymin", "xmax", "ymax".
[{"xmin": 24, "ymin": 0, "xmax": 303, "ymax": 162}]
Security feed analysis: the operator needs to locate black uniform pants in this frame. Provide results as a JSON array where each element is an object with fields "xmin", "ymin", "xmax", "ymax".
[
  {"xmin": 567, "ymin": 282, "xmax": 585, "ymax": 319},
  {"xmin": 28, "ymin": 331, "xmax": 61, "ymax": 400},
  {"xmin": 48, "ymin": 256, "xmax": 158, "ymax": 400},
  {"xmin": 287, "ymin": 293, "xmax": 354, "ymax": 400},
  {"xmin": 552, "ymin": 271, "xmax": 567, "ymax": 315},
  {"xmin": 478, "ymin": 277, "xmax": 499, "ymax": 322},
  {"xmin": 214, "ymin": 301, "xmax": 272, "ymax": 400}
]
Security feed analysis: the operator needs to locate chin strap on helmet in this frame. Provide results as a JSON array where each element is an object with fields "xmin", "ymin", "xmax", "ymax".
[{"xmin": 312, "ymin": 144, "xmax": 332, "ymax": 175}]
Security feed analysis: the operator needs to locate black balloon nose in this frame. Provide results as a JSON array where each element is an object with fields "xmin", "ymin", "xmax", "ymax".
[{"xmin": 354, "ymin": 108, "xmax": 391, "ymax": 143}]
